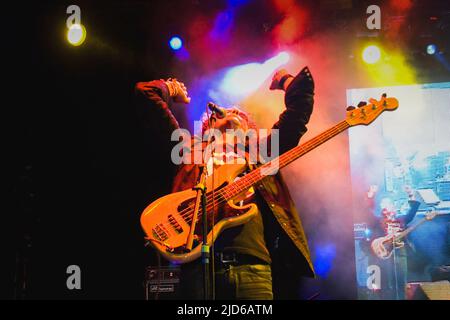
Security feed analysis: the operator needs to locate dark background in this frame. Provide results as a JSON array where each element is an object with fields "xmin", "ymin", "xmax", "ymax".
[{"xmin": 4, "ymin": 0, "xmax": 450, "ymax": 299}]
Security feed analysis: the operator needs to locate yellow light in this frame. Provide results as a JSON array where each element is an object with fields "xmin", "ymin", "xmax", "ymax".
[
  {"xmin": 67, "ymin": 24, "xmax": 86, "ymax": 46},
  {"xmin": 362, "ymin": 45, "xmax": 381, "ymax": 64},
  {"xmin": 364, "ymin": 50, "xmax": 417, "ymax": 86}
]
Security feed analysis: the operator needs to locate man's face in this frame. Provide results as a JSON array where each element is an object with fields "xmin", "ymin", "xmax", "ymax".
[
  {"xmin": 380, "ymin": 198, "xmax": 395, "ymax": 213},
  {"xmin": 386, "ymin": 211, "xmax": 396, "ymax": 221},
  {"xmin": 214, "ymin": 108, "xmax": 249, "ymax": 133}
]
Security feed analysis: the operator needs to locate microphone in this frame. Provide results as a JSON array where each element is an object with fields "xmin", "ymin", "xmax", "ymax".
[{"xmin": 207, "ymin": 102, "xmax": 226, "ymax": 119}]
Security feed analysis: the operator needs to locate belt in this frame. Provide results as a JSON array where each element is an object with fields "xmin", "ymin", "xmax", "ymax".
[{"xmin": 213, "ymin": 251, "xmax": 269, "ymax": 267}]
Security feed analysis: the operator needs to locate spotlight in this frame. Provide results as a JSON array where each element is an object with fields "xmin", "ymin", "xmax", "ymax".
[
  {"xmin": 169, "ymin": 36, "xmax": 183, "ymax": 51},
  {"xmin": 263, "ymin": 51, "xmax": 290, "ymax": 70},
  {"xmin": 426, "ymin": 44, "xmax": 437, "ymax": 55},
  {"xmin": 220, "ymin": 51, "xmax": 290, "ymax": 98},
  {"xmin": 362, "ymin": 45, "xmax": 381, "ymax": 64},
  {"xmin": 274, "ymin": 51, "xmax": 290, "ymax": 65},
  {"xmin": 67, "ymin": 24, "xmax": 86, "ymax": 46}
]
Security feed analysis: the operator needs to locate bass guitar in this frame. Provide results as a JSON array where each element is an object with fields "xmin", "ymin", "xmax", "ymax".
[
  {"xmin": 371, "ymin": 211, "xmax": 440, "ymax": 259},
  {"xmin": 141, "ymin": 95, "xmax": 399, "ymax": 263}
]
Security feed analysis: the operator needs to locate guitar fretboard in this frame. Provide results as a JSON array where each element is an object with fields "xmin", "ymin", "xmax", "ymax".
[
  {"xmin": 397, "ymin": 213, "xmax": 440, "ymax": 240},
  {"xmin": 218, "ymin": 120, "xmax": 350, "ymax": 201}
]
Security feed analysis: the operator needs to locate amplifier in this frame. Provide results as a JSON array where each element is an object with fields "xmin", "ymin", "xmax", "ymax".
[
  {"xmin": 354, "ymin": 223, "xmax": 369, "ymax": 240},
  {"xmin": 406, "ymin": 281, "xmax": 450, "ymax": 300},
  {"xmin": 144, "ymin": 265, "xmax": 181, "ymax": 300}
]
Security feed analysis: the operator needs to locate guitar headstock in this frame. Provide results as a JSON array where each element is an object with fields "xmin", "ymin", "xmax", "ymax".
[{"xmin": 346, "ymin": 94, "xmax": 399, "ymax": 127}]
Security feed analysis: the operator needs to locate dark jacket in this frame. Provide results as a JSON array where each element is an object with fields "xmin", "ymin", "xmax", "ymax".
[{"xmin": 135, "ymin": 67, "xmax": 316, "ymax": 277}]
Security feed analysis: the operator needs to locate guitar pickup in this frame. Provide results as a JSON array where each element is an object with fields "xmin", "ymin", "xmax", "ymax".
[{"xmin": 168, "ymin": 214, "xmax": 183, "ymax": 234}]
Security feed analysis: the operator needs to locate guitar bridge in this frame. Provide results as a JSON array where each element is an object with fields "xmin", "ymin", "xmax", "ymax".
[
  {"xmin": 171, "ymin": 237, "xmax": 201, "ymax": 254},
  {"xmin": 145, "ymin": 237, "xmax": 174, "ymax": 252}
]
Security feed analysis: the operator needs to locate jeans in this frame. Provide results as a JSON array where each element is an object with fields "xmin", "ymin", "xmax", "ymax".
[
  {"xmin": 386, "ymin": 247, "xmax": 408, "ymax": 300},
  {"xmin": 179, "ymin": 261, "xmax": 273, "ymax": 300}
]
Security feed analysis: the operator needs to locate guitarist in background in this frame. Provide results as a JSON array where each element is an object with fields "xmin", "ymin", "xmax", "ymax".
[
  {"xmin": 367, "ymin": 185, "xmax": 421, "ymax": 299},
  {"xmin": 135, "ymin": 66, "xmax": 315, "ymax": 299}
]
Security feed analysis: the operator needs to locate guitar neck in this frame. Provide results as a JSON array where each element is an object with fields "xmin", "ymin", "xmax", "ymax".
[
  {"xmin": 397, "ymin": 213, "xmax": 440, "ymax": 240},
  {"xmin": 221, "ymin": 120, "xmax": 350, "ymax": 200}
]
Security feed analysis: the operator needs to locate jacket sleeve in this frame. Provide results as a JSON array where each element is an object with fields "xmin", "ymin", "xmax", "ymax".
[
  {"xmin": 134, "ymin": 80, "xmax": 180, "ymax": 139},
  {"xmin": 401, "ymin": 200, "xmax": 421, "ymax": 226},
  {"xmin": 272, "ymin": 66, "xmax": 315, "ymax": 154}
]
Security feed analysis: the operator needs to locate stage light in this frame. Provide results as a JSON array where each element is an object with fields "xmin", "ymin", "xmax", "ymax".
[
  {"xmin": 270, "ymin": 51, "xmax": 290, "ymax": 66},
  {"xmin": 169, "ymin": 36, "xmax": 183, "ymax": 51},
  {"xmin": 362, "ymin": 45, "xmax": 381, "ymax": 64},
  {"xmin": 220, "ymin": 51, "xmax": 290, "ymax": 98},
  {"xmin": 313, "ymin": 243, "xmax": 336, "ymax": 278},
  {"xmin": 67, "ymin": 24, "xmax": 86, "ymax": 46},
  {"xmin": 228, "ymin": 0, "xmax": 249, "ymax": 7},
  {"xmin": 426, "ymin": 44, "xmax": 437, "ymax": 55}
]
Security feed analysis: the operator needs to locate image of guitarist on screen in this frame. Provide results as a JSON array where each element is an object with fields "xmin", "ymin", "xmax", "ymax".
[
  {"xmin": 135, "ymin": 66, "xmax": 315, "ymax": 300},
  {"xmin": 366, "ymin": 185, "xmax": 421, "ymax": 299}
]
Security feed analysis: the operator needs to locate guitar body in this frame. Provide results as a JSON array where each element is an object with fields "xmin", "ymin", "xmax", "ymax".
[
  {"xmin": 140, "ymin": 163, "xmax": 258, "ymax": 264},
  {"xmin": 371, "ymin": 235, "xmax": 405, "ymax": 260}
]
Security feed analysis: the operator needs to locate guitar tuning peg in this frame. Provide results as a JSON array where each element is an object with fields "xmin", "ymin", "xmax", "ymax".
[
  {"xmin": 346, "ymin": 105, "xmax": 356, "ymax": 111},
  {"xmin": 357, "ymin": 101, "xmax": 367, "ymax": 108}
]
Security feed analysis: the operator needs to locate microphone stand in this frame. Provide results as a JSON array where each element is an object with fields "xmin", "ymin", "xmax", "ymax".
[
  {"xmin": 200, "ymin": 112, "xmax": 219, "ymax": 300},
  {"xmin": 190, "ymin": 163, "xmax": 210, "ymax": 300},
  {"xmin": 184, "ymin": 111, "xmax": 218, "ymax": 300}
]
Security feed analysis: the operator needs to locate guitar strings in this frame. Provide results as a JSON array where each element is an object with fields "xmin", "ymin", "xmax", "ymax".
[
  {"xmin": 153, "ymin": 121, "xmax": 349, "ymax": 240},
  {"xmin": 177, "ymin": 121, "xmax": 349, "ymax": 221},
  {"xmin": 154, "ymin": 121, "xmax": 349, "ymax": 237}
]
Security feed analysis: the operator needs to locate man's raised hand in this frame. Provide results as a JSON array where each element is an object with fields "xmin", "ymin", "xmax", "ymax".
[
  {"xmin": 165, "ymin": 78, "xmax": 191, "ymax": 104},
  {"xmin": 270, "ymin": 69, "xmax": 294, "ymax": 91}
]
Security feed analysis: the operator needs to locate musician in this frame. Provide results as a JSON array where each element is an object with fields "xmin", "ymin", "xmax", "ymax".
[
  {"xmin": 367, "ymin": 185, "xmax": 421, "ymax": 299},
  {"xmin": 135, "ymin": 66, "xmax": 315, "ymax": 300}
]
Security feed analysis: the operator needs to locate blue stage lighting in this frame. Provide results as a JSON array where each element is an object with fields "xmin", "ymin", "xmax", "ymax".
[
  {"xmin": 426, "ymin": 44, "xmax": 437, "ymax": 55},
  {"xmin": 169, "ymin": 36, "xmax": 183, "ymax": 51},
  {"xmin": 228, "ymin": 0, "xmax": 249, "ymax": 7}
]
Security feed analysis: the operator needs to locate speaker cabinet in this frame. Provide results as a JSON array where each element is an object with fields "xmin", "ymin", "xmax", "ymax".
[
  {"xmin": 406, "ymin": 281, "xmax": 450, "ymax": 300},
  {"xmin": 144, "ymin": 266, "xmax": 180, "ymax": 300}
]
